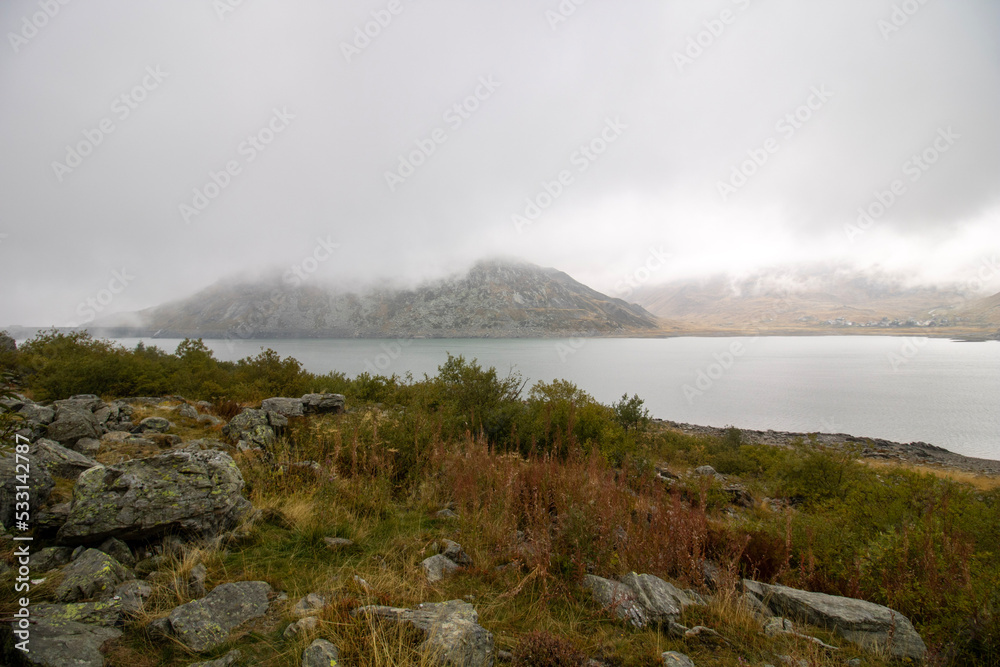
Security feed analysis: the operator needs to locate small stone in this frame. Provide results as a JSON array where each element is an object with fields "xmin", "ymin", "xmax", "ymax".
[
  {"xmin": 439, "ymin": 539, "xmax": 472, "ymax": 566},
  {"xmin": 661, "ymin": 651, "xmax": 695, "ymax": 667},
  {"xmin": 139, "ymin": 416, "xmax": 172, "ymax": 433},
  {"xmin": 435, "ymin": 508, "xmax": 458, "ymax": 519},
  {"xmin": 292, "ymin": 593, "xmax": 328, "ymax": 617},
  {"xmin": 694, "ymin": 465, "xmax": 717, "ymax": 476},
  {"xmin": 421, "ymin": 553, "xmax": 460, "ymax": 583},
  {"xmin": 114, "ymin": 580, "xmax": 154, "ymax": 616},
  {"xmin": 302, "ymin": 638, "xmax": 340, "ymax": 667},
  {"xmin": 173, "ymin": 403, "xmax": 199, "ymax": 420},
  {"xmin": 283, "ymin": 615, "xmax": 319, "ymax": 639},
  {"xmin": 323, "ymin": 536, "xmax": 354, "ymax": 550},
  {"xmin": 188, "ymin": 562, "xmax": 208, "ymax": 598}
]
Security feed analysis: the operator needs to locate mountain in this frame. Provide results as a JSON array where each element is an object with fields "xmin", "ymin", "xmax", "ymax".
[
  {"xmin": 100, "ymin": 260, "xmax": 665, "ymax": 339},
  {"xmin": 630, "ymin": 267, "xmax": 998, "ymax": 334}
]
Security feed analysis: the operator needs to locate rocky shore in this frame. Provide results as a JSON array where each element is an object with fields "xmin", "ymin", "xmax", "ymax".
[{"xmin": 657, "ymin": 419, "xmax": 1000, "ymax": 477}]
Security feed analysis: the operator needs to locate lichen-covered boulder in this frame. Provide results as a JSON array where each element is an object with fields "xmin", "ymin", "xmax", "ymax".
[
  {"xmin": 301, "ymin": 393, "xmax": 345, "ymax": 415},
  {"xmin": 57, "ymin": 449, "xmax": 252, "ymax": 544},
  {"xmin": 261, "ymin": 397, "xmax": 304, "ymax": 417},
  {"xmin": 157, "ymin": 581, "xmax": 271, "ymax": 652},
  {"xmin": 744, "ymin": 579, "xmax": 926, "ymax": 661},
  {"xmin": 54, "ymin": 549, "xmax": 132, "ymax": 602},
  {"xmin": 356, "ymin": 600, "xmax": 494, "ymax": 667},
  {"xmin": 29, "ymin": 438, "xmax": 100, "ymax": 480},
  {"xmin": 222, "ymin": 408, "xmax": 275, "ymax": 447},
  {"xmin": 4, "ymin": 612, "xmax": 122, "ymax": 666},
  {"xmin": 302, "ymin": 638, "xmax": 341, "ymax": 667},
  {"xmin": 45, "ymin": 410, "xmax": 101, "ymax": 446}
]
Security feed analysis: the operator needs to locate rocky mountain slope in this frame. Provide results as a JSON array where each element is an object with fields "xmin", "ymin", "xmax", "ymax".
[{"xmin": 101, "ymin": 260, "xmax": 663, "ymax": 339}]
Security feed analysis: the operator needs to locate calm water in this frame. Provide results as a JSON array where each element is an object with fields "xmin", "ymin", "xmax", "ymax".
[{"xmin": 110, "ymin": 336, "xmax": 1000, "ymax": 460}]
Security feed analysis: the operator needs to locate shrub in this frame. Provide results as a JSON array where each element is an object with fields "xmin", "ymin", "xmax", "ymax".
[{"xmin": 512, "ymin": 631, "xmax": 586, "ymax": 667}]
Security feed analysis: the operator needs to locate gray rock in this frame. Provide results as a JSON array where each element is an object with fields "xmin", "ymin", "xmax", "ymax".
[
  {"xmin": 744, "ymin": 579, "xmax": 926, "ymax": 661},
  {"xmin": 73, "ymin": 437, "xmax": 102, "ymax": 458},
  {"xmin": 174, "ymin": 403, "xmax": 199, "ymax": 419},
  {"xmin": 282, "ymin": 615, "xmax": 319, "ymax": 639},
  {"xmin": 55, "ymin": 396, "xmax": 104, "ymax": 414},
  {"xmin": 54, "ymin": 549, "xmax": 132, "ymax": 602},
  {"xmin": 113, "ymin": 580, "xmax": 153, "ymax": 616},
  {"xmin": 693, "ymin": 465, "xmax": 717, "ymax": 477},
  {"xmin": 422, "ymin": 553, "xmax": 461, "ymax": 584},
  {"xmin": 261, "ymin": 397, "xmax": 304, "ymax": 417},
  {"xmin": 160, "ymin": 581, "xmax": 272, "ymax": 652},
  {"xmin": 619, "ymin": 573, "xmax": 684, "ymax": 623},
  {"xmin": 32, "ymin": 599, "xmax": 124, "ymax": 627},
  {"xmin": 188, "ymin": 649, "xmax": 243, "ymax": 667},
  {"xmin": 302, "ymin": 638, "xmax": 341, "ymax": 667},
  {"xmin": 6, "ymin": 616, "xmax": 122, "ymax": 666},
  {"xmin": 138, "ymin": 416, "xmax": 172, "ymax": 433},
  {"xmin": 222, "ymin": 409, "xmax": 275, "ymax": 447},
  {"xmin": 98, "ymin": 537, "xmax": 136, "ymax": 568},
  {"xmin": 267, "ymin": 411, "xmax": 288, "ymax": 429},
  {"xmin": 356, "ymin": 600, "xmax": 493, "ymax": 667},
  {"xmin": 19, "ymin": 403, "xmax": 55, "ymax": 424},
  {"xmin": 435, "ymin": 508, "xmax": 458, "ymax": 519},
  {"xmin": 0, "ymin": 453, "xmax": 54, "ymax": 527},
  {"xmin": 46, "ymin": 410, "xmax": 101, "ymax": 446},
  {"xmin": 661, "ymin": 652, "xmax": 695, "ymax": 667},
  {"xmin": 323, "ymin": 536, "xmax": 354, "ymax": 550},
  {"xmin": 197, "ymin": 414, "xmax": 224, "ymax": 427},
  {"xmin": 29, "ymin": 438, "xmax": 99, "ymax": 479},
  {"xmin": 723, "ymin": 484, "xmax": 754, "ymax": 507},
  {"xmin": 439, "ymin": 539, "xmax": 473, "ymax": 566},
  {"xmin": 29, "ymin": 546, "xmax": 73, "ymax": 572},
  {"xmin": 763, "ymin": 617, "xmax": 795, "ymax": 637},
  {"xmin": 582, "ymin": 574, "xmax": 648, "ymax": 628},
  {"xmin": 292, "ymin": 593, "xmax": 328, "ymax": 617},
  {"xmin": 35, "ymin": 501, "xmax": 71, "ymax": 532},
  {"xmin": 57, "ymin": 449, "xmax": 252, "ymax": 544},
  {"xmin": 301, "ymin": 393, "xmax": 346, "ymax": 415}
]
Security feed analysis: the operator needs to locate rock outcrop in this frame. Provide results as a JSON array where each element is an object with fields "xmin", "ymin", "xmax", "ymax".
[
  {"xmin": 744, "ymin": 579, "xmax": 926, "ymax": 661},
  {"xmin": 355, "ymin": 600, "xmax": 494, "ymax": 666},
  {"xmin": 57, "ymin": 449, "xmax": 252, "ymax": 544},
  {"xmin": 583, "ymin": 573, "xmax": 701, "ymax": 629}
]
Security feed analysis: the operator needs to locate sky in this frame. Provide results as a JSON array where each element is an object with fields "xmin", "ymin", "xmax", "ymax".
[{"xmin": 1, "ymin": 0, "xmax": 999, "ymax": 327}]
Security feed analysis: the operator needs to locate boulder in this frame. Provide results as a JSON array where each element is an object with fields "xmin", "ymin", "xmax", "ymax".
[
  {"xmin": 356, "ymin": 600, "xmax": 494, "ymax": 667},
  {"xmin": 0, "ymin": 453, "xmax": 54, "ymax": 527},
  {"xmin": 301, "ymin": 393, "xmax": 345, "ymax": 415},
  {"xmin": 421, "ymin": 553, "xmax": 461, "ymax": 584},
  {"xmin": 260, "ymin": 397, "xmax": 305, "ymax": 417},
  {"xmin": 54, "ymin": 549, "xmax": 132, "ymax": 602},
  {"xmin": 46, "ymin": 411, "xmax": 101, "ymax": 446},
  {"xmin": 582, "ymin": 574, "xmax": 648, "ymax": 628},
  {"xmin": 32, "ymin": 599, "xmax": 124, "ymax": 628},
  {"xmin": 29, "ymin": 546, "xmax": 73, "ymax": 572},
  {"xmin": 19, "ymin": 403, "xmax": 55, "ymax": 424},
  {"xmin": 744, "ymin": 579, "xmax": 926, "ymax": 661},
  {"xmin": 439, "ymin": 539, "xmax": 473, "ymax": 566},
  {"xmin": 97, "ymin": 537, "xmax": 136, "ymax": 568},
  {"xmin": 29, "ymin": 438, "xmax": 99, "ymax": 480},
  {"xmin": 137, "ymin": 416, "xmax": 171, "ymax": 433},
  {"xmin": 73, "ymin": 437, "xmax": 102, "ymax": 458},
  {"xmin": 222, "ymin": 409, "xmax": 275, "ymax": 447},
  {"xmin": 302, "ymin": 639, "xmax": 341, "ymax": 667},
  {"xmin": 619, "ymin": 573, "xmax": 685, "ymax": 623},
  {"xmin": 57, "ymin": 449, "xmax": 252, "ymax": 544},
  {"xmin": 4, "ymin": 615, "xmax": 122, "ymax": 666},
  {"xmin": 693, "ymin": 465, "xmax": 717, "ymax": 477},
  {"xmin": 661, "ymin": 652, "xmax": 695, "ymax": 667},
  {"xmin": 174, "ymin": 403, "xmax": 199, "ymax": 420},
  {"xmin": 157, "ymin": 581, "xmax": 272, "ymax": 652}
]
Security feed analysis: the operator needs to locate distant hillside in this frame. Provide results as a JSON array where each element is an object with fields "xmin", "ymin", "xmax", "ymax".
[
  {"xmin": 99, "ymin": 260, "xmax": 664, "ymax": 339},
  {"xmin": 631, "ymin": 268, "xmax": 998, "ymax": 334}
]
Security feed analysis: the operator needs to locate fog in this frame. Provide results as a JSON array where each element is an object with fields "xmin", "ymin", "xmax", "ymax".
[{"xmin": 1, "ymin": 0, "xmax": 998, "ymax": 326}]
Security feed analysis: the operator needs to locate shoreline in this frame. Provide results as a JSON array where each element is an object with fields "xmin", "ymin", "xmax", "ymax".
[{"xmin": 656, "ymin": 419, "xmax": 1000, "ymax": 476}]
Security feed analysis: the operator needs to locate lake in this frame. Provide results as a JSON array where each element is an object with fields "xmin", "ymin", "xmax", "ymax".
[{"xmin": 110, "ymin": 336, "xmax": 1000, "ymax": 461}]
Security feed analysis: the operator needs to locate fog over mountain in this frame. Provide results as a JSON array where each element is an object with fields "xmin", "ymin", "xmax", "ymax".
[{"xmin": 1, "ymin": 1, "xmax": 998, "ymax": 326}]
